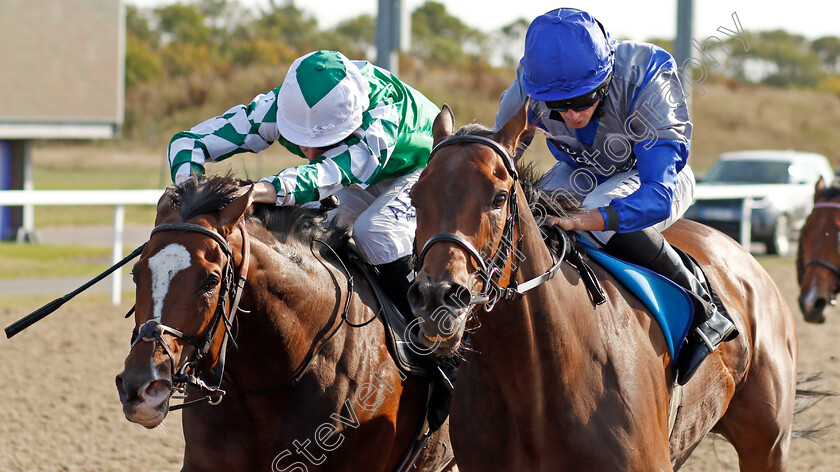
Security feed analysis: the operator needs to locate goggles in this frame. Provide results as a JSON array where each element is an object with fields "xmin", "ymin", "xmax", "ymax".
[{"xmin": 544, "ymin": 74, "xmax": 612, "ymax": 112}]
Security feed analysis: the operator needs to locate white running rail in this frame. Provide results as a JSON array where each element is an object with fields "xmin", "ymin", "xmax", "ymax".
[
  {"xmin": 0, "ymin": 189, "xmax": 163, "ymax": 304},
  {"xmin": 0, "ymin": 184, "xmax": 810, "ymax": 304}
]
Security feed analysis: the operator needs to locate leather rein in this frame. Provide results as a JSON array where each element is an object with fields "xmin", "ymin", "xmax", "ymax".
[
  {"xmin": 130, "ymin": 220, "xmax": 362, "ymax": 406},
  {"xmin": 802, "ymin": 202, "xmax": 840, "ymax": 279},
  {"xmin": 415, "ymin": 135, "xmax": 570, "ymax": 312}
]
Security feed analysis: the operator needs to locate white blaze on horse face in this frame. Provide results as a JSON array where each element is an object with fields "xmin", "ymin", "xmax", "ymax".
[{"xmin": 148, "ymin": 244, "xmax": 191, "ymax": 321}]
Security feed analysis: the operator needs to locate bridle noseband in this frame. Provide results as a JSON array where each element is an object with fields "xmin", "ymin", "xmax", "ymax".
[
  {"xmin": 416, "ymin": 134, "xmax": 567, "ymax": 311},
  {"xmin": 130, "ymin": 220, "xmax": 361, "ymax": 403},
  {"xmin": 130, "ymin": 220, "xmax": 249, "ymax": 409}
]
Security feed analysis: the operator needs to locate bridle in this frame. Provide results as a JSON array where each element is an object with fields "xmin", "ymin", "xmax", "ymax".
[
  {"xmin": 130, "ymin": 220, "xmax": 249, "ymax": 409},
  {"xmin": 801, "ymin": 202, "xmax": 840, "ymax": 282},
  {"xmin": 415, "ymin": 135, "xmax": 567, "ymax": 312},
  {"xmin": 131, "ymin": 218, "xmax": 362, "ymax": 402}
]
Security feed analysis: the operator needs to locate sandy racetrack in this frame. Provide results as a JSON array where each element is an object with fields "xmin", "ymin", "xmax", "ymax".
[{"xmin": 0, "ymin": 257, "xmax": 838, "ymax": 471}]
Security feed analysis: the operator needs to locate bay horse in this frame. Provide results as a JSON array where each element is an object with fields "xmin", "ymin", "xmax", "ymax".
[
  {"xmin": 798, "ymin": 176, "xmax": 840, "ymax": 323},
  {"xmin": 407, "ymin": 105, "xmax": 798, "ymax": 471},
  {"xmin": 115, "ymin": 176, "xmax": 454, "ymax": 472}
]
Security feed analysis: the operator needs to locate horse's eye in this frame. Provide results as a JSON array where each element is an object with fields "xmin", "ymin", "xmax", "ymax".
[
  {"xmin": 493, "ymin": 192, "xmax": 508, "ymax": 209},
  {"xmin": 203, "ymin": 275, "xmax": 221, "ymax": 292}
]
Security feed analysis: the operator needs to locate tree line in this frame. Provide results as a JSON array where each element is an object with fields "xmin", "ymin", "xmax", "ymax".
[
  {"xmin": 125, "ymin": 0, "xmax": 511, "ymax": 88},
  {"xmin": 122, "ymin": 0, "xmax": 840, "ymax": 146},
  {"xmin": 127, "ymin": 0, "xmax": 840, "ymax": 91}
]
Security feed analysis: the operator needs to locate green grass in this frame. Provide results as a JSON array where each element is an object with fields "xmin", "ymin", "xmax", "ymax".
[
  {"xmin": 32, "ymin": 205, "xmax": 158, "ymax": 226},
  {"xmin": 755, "ymin": 254, "xmax": 797, "ymax": 268},
  {"xmin": 0, "ymin": 242, "xmax": 111, "ymax": 280},
  {"xmin": 32, "ymin": 167, "xmax": 161, "ymax": 190},
  {"xmin": 26, "ymin": 146, "xmax": 307, "ymax": 226},
  {"xmin": 29, "ymin": 167, "xmax": 161, "ymax": 226}
]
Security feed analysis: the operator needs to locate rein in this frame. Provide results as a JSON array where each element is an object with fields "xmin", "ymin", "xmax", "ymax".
[
  {"xmin": 132, "ymin": 219, "xmax": 373, "ymax": 401},
  {"xmin": 802, "ymin": 202, "xmax": 840, "ymax": 278},
  {"xmin": 130, "ymin": 220, "xmax": 250, "ymax": 409},
  {"xmin": 226, "ymin": 237, "xmax": 360, "ymax": 395},
  {"xmin": 416, "ymin": 135, "xmax": 569, "ymax": 311}
]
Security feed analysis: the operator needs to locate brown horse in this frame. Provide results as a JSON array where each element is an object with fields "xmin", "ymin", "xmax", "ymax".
[
  {"xmin": 798, "ymin": 177, "xmax": 840, "ymax": 323},
  {"xmin": 407, "ymin": 105, "xmax": 798, "ymax": 471},
  {"xmin": 116, "ymin": 176, "xmax": 454, "ymax": 472}
]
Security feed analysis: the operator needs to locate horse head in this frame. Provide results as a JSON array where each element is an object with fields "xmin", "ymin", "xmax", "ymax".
[
  {"xmin": 116, "ymin": 177, "xmax": 252, "ymax": 428},
  {"xmin": 408, "ymin": 104, "xmax": 531, "ymax": 356},
  {"xmin": 797, "ymin": 176, "xmax": 840, "ymax": 323}
]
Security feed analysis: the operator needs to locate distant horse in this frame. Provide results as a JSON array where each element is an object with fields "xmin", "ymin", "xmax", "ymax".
[
  {"xmin": 798, "ymin": 177, "xmax": 840, "ymax": 323},
  {"xmin": 407, "ymin": 105, "xmax": 798, "ymax": 471},
  {"xmin": 115, "ymin": 176, "xmax": 454, "ymax": 472}
]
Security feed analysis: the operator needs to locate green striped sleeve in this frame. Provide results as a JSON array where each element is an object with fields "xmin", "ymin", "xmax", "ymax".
[{"xmin": 166, "ymin": 89, "xmax": 281, "ymax": 183}]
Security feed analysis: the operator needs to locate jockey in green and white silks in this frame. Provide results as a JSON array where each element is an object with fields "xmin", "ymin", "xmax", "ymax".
[
  {"xmin": 494, "ymin": 9, "xmax": 737, "ymax": 386},
  {"xmin": 167, "ymin": 50, "xmax": 440, "ymax": 271}
]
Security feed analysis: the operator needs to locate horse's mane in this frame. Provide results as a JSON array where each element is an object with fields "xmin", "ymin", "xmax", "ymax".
[
  {"xmin": 251, "ymin": 202, "xmax": 350, "ymax": 250},
  {"xmin": 169, "ymin": 175, "xmax": 242, "ymax": 220},
  {"xmin": 455, "ymin": 124, "xmax": 581, "ymax": 219},
  {"xmin": 170, "ymin": 175, "xmax": 349, "ymax": 250}
]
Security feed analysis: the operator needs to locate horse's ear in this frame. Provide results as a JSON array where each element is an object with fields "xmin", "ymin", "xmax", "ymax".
[
  {"xmin": 815, "ymin": 176, "xmax": 826, "ymax": 201},
  {"xmin": 432, "ymin": 104, "xmax": 455, "ymax": 147},
  {"xmin": 154, "ymin": 188, "xmax": 179, "ymax": 225},
  {"xmin": 494, "ymin": 98, "xmax": 530, "ymax": 155},
  {"xmin": 219, "ymin": 185, "xmax": 254, "ymax": 236}
]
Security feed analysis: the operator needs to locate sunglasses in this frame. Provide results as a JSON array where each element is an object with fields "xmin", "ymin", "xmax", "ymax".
[{"xmin": 544, "ymin": 74, "xmax": 612, "ymax": 112}]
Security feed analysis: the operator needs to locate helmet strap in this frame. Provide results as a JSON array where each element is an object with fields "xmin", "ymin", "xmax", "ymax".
[{"xmin": 592, "ymin": 93, "xmax": 608, "ymax": 119}]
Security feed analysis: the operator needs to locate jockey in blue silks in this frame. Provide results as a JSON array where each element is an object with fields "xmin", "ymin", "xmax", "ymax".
[{"xmin": 494, "ymin": 8, "xmax": 737, "ymax": 385}]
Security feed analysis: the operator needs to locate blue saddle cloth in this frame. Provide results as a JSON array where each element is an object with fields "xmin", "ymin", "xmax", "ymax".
[{"xmin": 579, "ymin": 240, "xmax": 693, "ymax": 361}]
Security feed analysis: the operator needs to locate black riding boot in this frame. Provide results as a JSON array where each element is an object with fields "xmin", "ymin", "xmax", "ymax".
[
  {"xmin": 604, "ymin": 227, "xmax": 738, "ymax": 385},
  {"xmin": 375, "ymin": 255, "xmax": 415, "ymax": 317}
]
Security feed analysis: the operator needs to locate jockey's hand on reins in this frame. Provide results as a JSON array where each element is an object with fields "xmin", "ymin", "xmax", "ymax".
[{"xmin": 547, "ymin": 210, "xmax": 606, "ymax": 232}]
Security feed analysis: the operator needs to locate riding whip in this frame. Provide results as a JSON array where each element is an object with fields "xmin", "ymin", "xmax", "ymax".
[{"xmin": 4, "ymin": 242, "xmax": 147, "ymax": 339}]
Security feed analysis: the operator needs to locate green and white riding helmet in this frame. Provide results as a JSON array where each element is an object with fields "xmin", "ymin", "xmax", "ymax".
[{"xmin": 276, "ymin": 50, "xmax": 370, "ymax": 148}]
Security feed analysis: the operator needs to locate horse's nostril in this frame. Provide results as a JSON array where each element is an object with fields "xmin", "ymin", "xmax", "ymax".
[
  {"xmin": 432, "ymin": 282, "xmax": 454, "ymax": 307},
  {"xmin": 408, "ymin": 276, "xmax": 472, "ymax": 316},
  {"xmin": 140, "ymin": 379, "xmax": 172, "ymax": 404},
  {"xmin": 445, "ymin": 283, "xmax": 472, "ymax": 310},
  {"xmin": 814, "ymin": 298, "xmax": 827, "ymax": 312},
  {"xmin": 408, "ymin": 282, "xmax": 424, "ymax": 312},
  {"xmin": 115, "ymin": 374, "xmax": 129, "ymax": 402}
]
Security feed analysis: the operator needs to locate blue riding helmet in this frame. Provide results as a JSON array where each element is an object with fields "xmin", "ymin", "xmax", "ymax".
[{"xmin": 521, "ymin": 8, "xmax": 615, "ymax": 101}]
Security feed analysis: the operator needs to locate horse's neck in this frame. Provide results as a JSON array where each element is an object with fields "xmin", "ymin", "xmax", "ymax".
[
  {"xmin": 469, "ymin": 208, "xmax": 596, "ymax": 400},
  {"xmin": 227, "ymin": 232, "xmax": 353, "ymax": 384}
]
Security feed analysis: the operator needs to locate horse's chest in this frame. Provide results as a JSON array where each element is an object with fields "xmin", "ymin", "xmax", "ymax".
[{"xmin": 450, "ymin": 382, "xmax": 659, "ymax": 471}]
